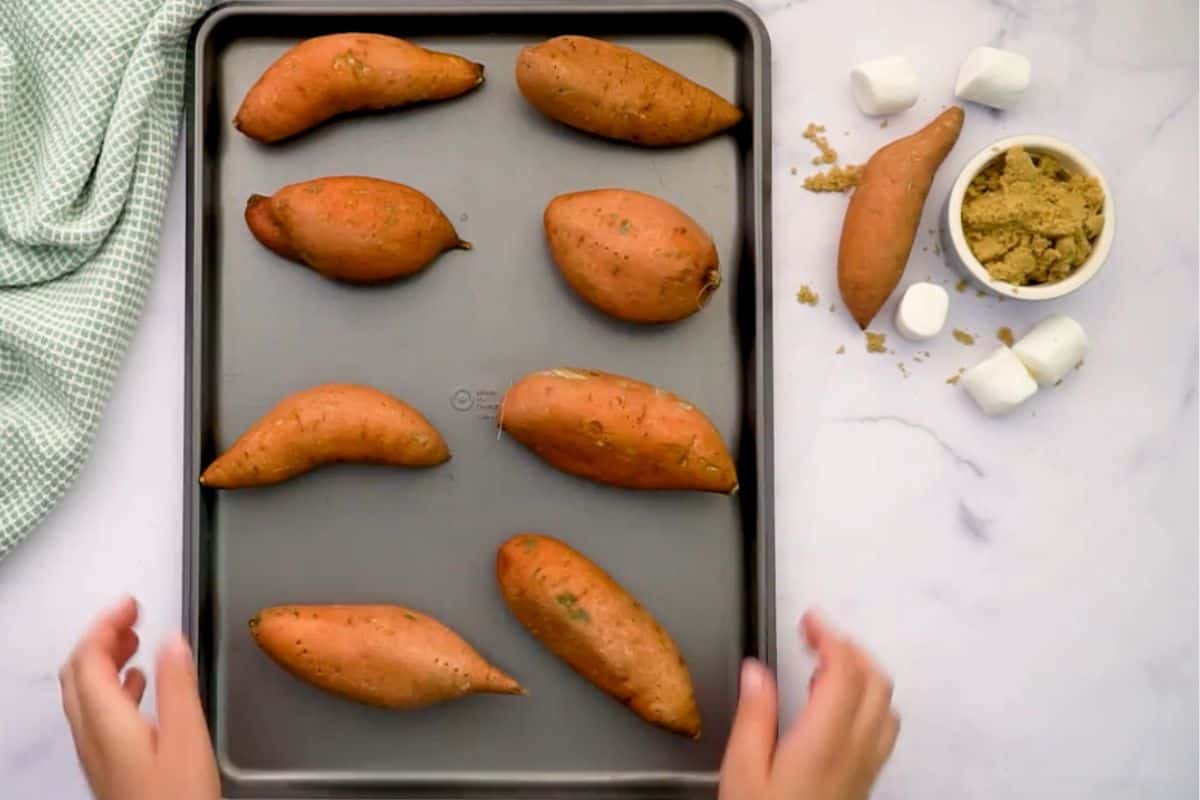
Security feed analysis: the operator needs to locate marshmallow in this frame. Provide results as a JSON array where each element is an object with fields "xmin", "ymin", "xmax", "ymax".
[
  {"xmin": 894, "ymin": 282, "xmax": 949, "ymax": 341},
  {"xmin": 850, "ymin": 56, "xmax": 920, "ymax": 116},
  {"xmin": 954, "ymin": 46, "xmax": 1031, "ymax": 110},
  {"xmin": 1013, "ymin": 314, "xmax": 1088, "ymax": 386},
  {"xmin": 961, "ymin": 346, "xmax": 1038, "ymax": 415}
]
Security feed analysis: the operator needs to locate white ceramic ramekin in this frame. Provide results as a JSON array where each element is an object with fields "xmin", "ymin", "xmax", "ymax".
[{"xmin": 943, "ymin": 135, "xmax": 1115, "ymax": 300}]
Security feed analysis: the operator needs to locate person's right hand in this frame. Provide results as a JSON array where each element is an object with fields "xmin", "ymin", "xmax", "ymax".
[
  {"xmin": 59, "ymin": 596, "xmax": 220, "ymax": 800},
  {"xmin": 719, "ymin": 610, "xmax": 899, "ymax": 800}
]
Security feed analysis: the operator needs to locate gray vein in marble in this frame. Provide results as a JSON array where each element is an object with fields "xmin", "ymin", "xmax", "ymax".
[
  {"xmin": 1150, "ymin": 91, "xmax": 1198, "ymax": 142},
  {"xmin": 833, "ymin": 415, "xmax": 985, "ymax": 477},
  {"xmin": 985, "ymin": 0, "xmax": 1029, "ymax": 22},
  {"xmin": 958, "ymin": 500, "xmax": 992, "ymax": 542}
]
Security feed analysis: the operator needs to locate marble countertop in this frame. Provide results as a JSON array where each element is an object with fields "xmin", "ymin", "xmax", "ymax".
[{"xmin": 1, "ymin": 0, "xmax": 1196, "ymax": 797}]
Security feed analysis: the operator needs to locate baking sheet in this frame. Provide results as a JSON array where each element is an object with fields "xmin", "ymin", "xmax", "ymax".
[{"xmin": 185, "ymin": 2, "xmax": 772, "ymax": 796}]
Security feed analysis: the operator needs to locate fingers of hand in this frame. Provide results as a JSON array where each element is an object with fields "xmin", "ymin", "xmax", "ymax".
[
  {"xmin": 69, "ymin": 596, "xmax": 141, "ymax": 709},
  {"xmin": 76, "ymin": 596, "xmax": 139, "ymax": 662},
  {"xmin": 155, "ymin": 632, "xmax": 213, "ymax": 759},
  {"xmin": 59, "ymin": 666, "xmax": 103, "ymax": 780},
  {"xmin": 774, "ymin": 615, "xmax": 869, "ymax": 778},
  {"xmin": 849, "ymin": 648, "xmax": 897, "ymax": 777},
  {"xmin": 62, "ymin": 596, "xmax": 155, "ymax": 771},
  {"xmin": 801, "ymin": 609, "xmax": 831, "ymax": 653},
  {"xmin": 122, "ymin": 668, "xmax": 148, "ymax": 706},
  {"xmin": 804, "ymin": 633, "xmax": 869, "ymax": 738},
  {"xmin": 874, "ymin": 711, "xmax": 901, "ymax": 771},
  {"xmin": 719, "ymin": 659, "xmax": 778, "ymax": 800}
]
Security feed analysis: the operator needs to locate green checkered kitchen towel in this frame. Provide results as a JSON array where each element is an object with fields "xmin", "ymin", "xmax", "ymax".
[{"xmin": 0, "ymin": 0, "xmax": 207, "ymax": 560}]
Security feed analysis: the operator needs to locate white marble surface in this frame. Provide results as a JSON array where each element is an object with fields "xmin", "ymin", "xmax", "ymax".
[{"xmin": 1, "ymin": 0, "xmax": 1196, "ymax": 797}]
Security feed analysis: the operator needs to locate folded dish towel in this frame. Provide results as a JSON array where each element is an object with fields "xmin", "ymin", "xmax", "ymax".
[{"xmin": 0, "ymin": 0, "xmax": 207, "ymax": 560}]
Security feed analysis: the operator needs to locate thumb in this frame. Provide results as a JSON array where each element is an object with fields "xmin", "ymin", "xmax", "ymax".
[
  {"xmin": 719, "ymin": 658, "xmax": 777, "ymax": 800},
  {"xmin": 154, "ymin": 632, "xmax": 211, "ymax": 756}
]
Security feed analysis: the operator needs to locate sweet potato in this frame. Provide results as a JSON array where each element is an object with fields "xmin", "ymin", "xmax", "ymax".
[
  {"xmin": 838, "ymin": 107, "xmax": 964, "ymax": 328},
  {"xmin": 245, "ymin": 176, "xmax": 469, "ymax": 284},
  {"xmin": 498, "ymin": 368, "xmax": 736, "ymax": 493},
  {"xmin": 200, "ymin": 383, "xmax": 449, "ymax": 489},
  {"xmin": 544, "ymin": 189, "xmax": 720, "ymax": 323},
  {"xmin": 234, "ymin": 34, "xmax": 484, "ymax": 143},
  {"xmin": 496, "ymin": 534, "xmax": 700, "ymax": 737},
  {"xmin": 250, "ymin": 604, "xmax": 523, "ymax": 709},
  {"xmin": 515, "ymin": 35, "xmax": 742, "ymax": 146}
]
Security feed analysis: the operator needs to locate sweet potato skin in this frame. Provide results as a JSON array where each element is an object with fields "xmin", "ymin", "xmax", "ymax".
[
  {"xmin": 250, "ymin": 604, "xmax": 523, "ymax": 709},
  {"xmin": 544, "ymin": 189, "xmax": 720, "ymax": 323},
  {"xmin": 246, "ymin": 176, "xmax": 469, "ymax": 284},
  {"xmin": 234, "ymin": 33, "xmax": 484, "ymax": 143},
  {"xmin": 838, "ymin": 107, "xmax": 965, "ymax": 328},
  {"xmin": 499, "ymin": 368, "xmax": 736, "ymax": 493},
  {"xmin": 200, "ymin": 383, "xmax": 449, "ymax": 489},
  {"xmin": 515, "ymin": 36, "xmax": 742, "ymax": 146},
  {"xmin": 496, "ymin": 534, "xmax": 700, "ymax": 737}
]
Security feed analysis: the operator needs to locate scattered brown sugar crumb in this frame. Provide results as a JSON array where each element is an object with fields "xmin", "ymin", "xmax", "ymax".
[
  {"xmin": 997, "ymin": 326, "xmax": 1015, "ymax": 347},
  {"xmin": 880, "ymin": 119, "xmax": 889, "ymax": 129},
  {"xmin": 913, "ymin": 355, "xmax": 924, "ymax": 363},
  {"xmin": 1075, "ymin": 360, "xmax": 1084, "ymax": 370},
  {"xmin": 955, "ymin": 279, "xmax": 969, "ymax": 293},
  {"xmin": 946, "ymin": 373, "xmax": 961, "ymax": 385},
  {"xmin": 976, "ymin": 289, "xmax": 987, "ymax": 298},
  {"xmin": 790, "ymin": 166, "xmax": 798, "ymax": 175},
  {"xmin": 828, "ymin": 303, "xmax": 836, "ymax": 313},
  {"xmin": 865, "ymin": 331, "xmax": 887, "ymax": 353},
  {"xmin": 803, "ymin": 123, "xmax": 838, "ymax": 164},
  {"xmin": 796, "ymin": 285, "xmax": 820, "ymax": 306},
  {"xmin": 897, "ymin": 362, "xmax": 909, "ymax": 378},
  {"xmin": 952, "ymin": 329, "xmax": 976, "ymax": 346},
  {"xmin": 804, "ymin": 164, "xmax": 863, "ymax": 193},
  {"xmin": 835, "ymin": 345, "xmax": 846, "ymax": 354}
]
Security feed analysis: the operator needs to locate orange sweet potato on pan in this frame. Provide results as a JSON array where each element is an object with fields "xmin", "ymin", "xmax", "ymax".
[
  {"xmin": 200, "ymin": 383, "xmax": 448, "ymax": 489},
  {"xmin": 838, "ymin": 107, "xmax": 964, "ymax": 328},
  {"xmin": 234, "ymin": 33, "xmax": 484, "ymax": 143},
  {"xmin": 516, "ymin": 35, "xmax": 741, "ymax": 146},
  {"xmin": 498, "ymin": 368, "xmax": 736, "ymax": 493},
  {"xmin": 544, "ymin": 188, "xmax": 721, "ymax": 323},
  {"xmin": 496, "ymin": 534, "xmax": 700, "ymax": 737},
  {"xmin": 245, "ymin": 176, "xmax": 469, "ymax": 284},
  {"xmin": 250, "ymin": 604, "xmax": 523, "ymax": 709}
]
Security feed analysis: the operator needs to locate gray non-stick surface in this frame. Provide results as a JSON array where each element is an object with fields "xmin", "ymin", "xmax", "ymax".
[{"xmin": 188, "ymin": 3, "xmax": 770, "ymax": 796}]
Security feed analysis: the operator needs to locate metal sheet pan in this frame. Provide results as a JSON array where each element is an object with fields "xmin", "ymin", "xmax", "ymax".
[{"xmin": 185, "ymin": 2, "xmax": 772, "ymax": 796}]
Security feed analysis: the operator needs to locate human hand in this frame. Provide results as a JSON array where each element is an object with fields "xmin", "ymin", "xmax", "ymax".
[
  {"xmin": 59, "ymin": 596, "xmax": 220, "ymax": 800},
  {"xmin": 719, "ymin": 610, "xmax": 899, "ymax": 800}
]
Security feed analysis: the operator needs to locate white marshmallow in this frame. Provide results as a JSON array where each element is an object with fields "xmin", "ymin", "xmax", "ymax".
[
  {"xmin": 961, "ymin": 346, "xmax": 1038, "ymax": 416},
  {"xmin": 1013, "ymin": 314, "xmax": 1088, "ymax": 386},
  {"xmin": 894, "ymin": 282, "xmax": 949, "ymax": 341},
  {"xmin": 954, "ymin": 46, "xmax": 1031, "ymax": 110},
  {"xmin": 850, "ymin": 56, "xmax": 920, "ymax": 116}
]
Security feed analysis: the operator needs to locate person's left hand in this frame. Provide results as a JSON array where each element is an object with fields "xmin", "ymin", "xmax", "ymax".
[{"xmin": 58, "ymin": 596, "xmax": 220, "ymax": 800}]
